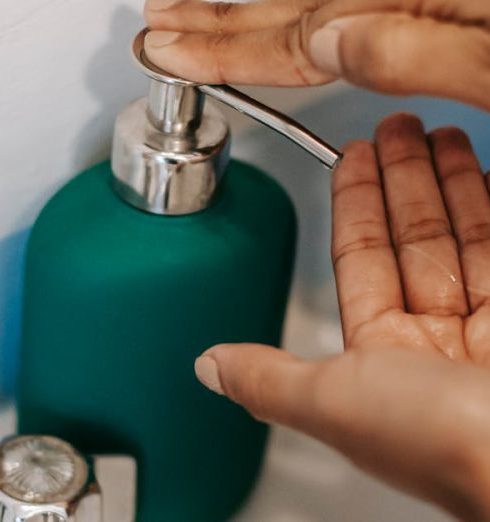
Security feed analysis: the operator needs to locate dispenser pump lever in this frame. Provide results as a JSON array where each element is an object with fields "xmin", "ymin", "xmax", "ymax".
[
  {"xmin": 199, "ymin": 85, "xmax": 341, "ymax": 169},
  {"xmin": 133, "ymin": 29, "xmax": 342, "ymax": 170}
]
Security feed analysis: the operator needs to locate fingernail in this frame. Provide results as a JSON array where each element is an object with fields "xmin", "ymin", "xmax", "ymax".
[
  {"xmin": 309, "ymin": 17, "xmax": 356, "ymax": 76},
  {"xmin": 146, "ymin": 0, "xmax": 182, "ymax": 11},
  {"xmin": 145, "ymin": 30, "xmax": 181, "ymax": 48},
  {"xmin": 195, "ymin": 356, "xmax": 224, "ymax": 395}
]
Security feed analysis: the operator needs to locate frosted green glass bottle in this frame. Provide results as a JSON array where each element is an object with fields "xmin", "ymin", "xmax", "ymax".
[{"xmin": 17, "ymin": 31, "xmax": 341, "ymax": 522}]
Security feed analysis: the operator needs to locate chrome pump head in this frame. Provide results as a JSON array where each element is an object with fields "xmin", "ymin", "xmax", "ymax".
[{"xmin": 111, "ymin": 29, "xmax": 342, "ymax": 216}]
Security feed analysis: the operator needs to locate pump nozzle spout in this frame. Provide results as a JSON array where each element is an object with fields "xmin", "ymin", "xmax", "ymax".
[{"xmin": 199, "ymin": 84, "xmax": 341, "ymax": 169}]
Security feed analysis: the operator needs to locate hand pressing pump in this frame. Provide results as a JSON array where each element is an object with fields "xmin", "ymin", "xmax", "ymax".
[{"xmin": 113, "ymin": 30, "xmax": 341, "ymax": 215}]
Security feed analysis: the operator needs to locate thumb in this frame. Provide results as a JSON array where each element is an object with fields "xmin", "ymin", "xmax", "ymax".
[
  {"xmin": 309, "ymin": 12, "xmax": 490, "ymax": 111},
  {"xmin": 195, "ymin": 344, "xmax": 490, "ymax": 520},
  {"xmin": 194, "ymin": 344, "xmax": 319, "ymax": 428},
  {"xmin": 195, "ymin": 343, "xmax": 432, "ymax": 440}
]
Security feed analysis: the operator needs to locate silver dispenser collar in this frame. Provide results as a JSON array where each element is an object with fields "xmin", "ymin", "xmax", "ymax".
[{"xmin": 111, "ymin": 29, "xmax": 342, "ymax": 216}]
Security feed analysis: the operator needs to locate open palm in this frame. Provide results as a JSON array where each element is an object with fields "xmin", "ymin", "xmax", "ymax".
[
  {"xmin": 195, "ymin": 113, "xmax": 490, "ymax": 521},
  {"xmin": 334, "ymin": 113, "xmax": 490, "ymax": 366}
]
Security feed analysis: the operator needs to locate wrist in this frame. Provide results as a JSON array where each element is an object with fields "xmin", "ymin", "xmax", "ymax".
[
  {"xmin": 463, "ymin": 442, "xmax": 490, "ymax": 522},
  {"xmin": 442, "ymin": 393, "xmax": 490, "ymax": 522}
]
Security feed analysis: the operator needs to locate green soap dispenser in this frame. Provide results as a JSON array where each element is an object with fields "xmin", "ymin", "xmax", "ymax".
[{"xmin": 17, "ymin": 30, "xmax": 341, "ymax": 522}]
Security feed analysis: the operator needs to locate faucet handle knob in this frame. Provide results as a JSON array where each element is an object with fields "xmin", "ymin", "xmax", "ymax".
[{"xmin": 0, "ymin": 435, "xmax": 136, "ymax": 522}]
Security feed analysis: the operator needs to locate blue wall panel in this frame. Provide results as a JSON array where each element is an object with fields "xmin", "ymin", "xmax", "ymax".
[{"xmin": 0, "ymin": 228, "xmax": 30, "ymax": 398}]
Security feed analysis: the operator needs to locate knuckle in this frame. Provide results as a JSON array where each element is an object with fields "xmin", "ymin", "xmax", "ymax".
[
  {"xmin": 357, "ymin": 32, "xmax": 399, "ymax": 91},
  {"xmin": 233, "ymin": 360, "xmax": 274, "ymax": 422},
  {"xmin": 335, "ymin": 141, "xmax": 376, "ymax": 176},
  {"xmin": 213, "ymin": 2, "xmax": 236, "ymax": 31},
  {"xmin": 296, "ymin": 14, "xmax": 329, "ymax": 84},
  {"xmin": 473, "ymin": 30, "xmax": 490, "ymax": 70},
  {"xmin": 208, "ymin": 32, "xmax": 236, "ymax": 83},
  {"xmin": 279, "ymin": 15, "xmax": 330, "ymax": 86},
  {"xmin": 291, "ymin": 0, "xmax": 321, "ymax": 20},
  {"xmin": 396, "ymin": 216, "xmax": 452, "ymax": 245},
  {"xmin": 354, "ymin": 20, "xmax": 414, "ymax": 92},
  {"xmin": 460, "ymin": 222, "xmax": 490, "ymax": 247},
  {"xmin": 277, "ymin": 24, "xmax": 310, "ymax": 86},
  {"xmin": 332, "ymin": 234, "xmax": 390, "ymax": 266},
  {"xmin": 331, "ymin": 140, "xmax": 376, "ymax": 193},
  {"xmin": 244, "ymin": 373, "xmax": 272, "ymax": 422}
]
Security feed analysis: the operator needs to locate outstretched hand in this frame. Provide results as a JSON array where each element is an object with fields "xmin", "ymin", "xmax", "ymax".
[
  {"xmin": 195, "ymin": 113, "xmax": 490, "ymax": 522},
  {"xmin": 144, "ymin": 0, "xmax": 490, "ymax": 111}
]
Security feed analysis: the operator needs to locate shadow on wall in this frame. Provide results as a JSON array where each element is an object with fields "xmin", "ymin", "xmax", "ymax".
[
  {"xmin": 232, "ymin": 84, "xmax": 490, "ymax": 316},
  {"xmin": 0, "ymin": 228, "xmax": 30, "ymax": 398},
  {"xmin": 72, "ymin": 5, "xmax": 146, "ymax": 171}
]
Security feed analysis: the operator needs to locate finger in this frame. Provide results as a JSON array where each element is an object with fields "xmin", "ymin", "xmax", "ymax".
[
  {"xmin": 331, "ymin": 140, "xmax": 404, "ymax": 346},
  {"xmin": 309, "ymin": 12, "xmax": 490, "ymax": 111},
  {"xmin": 429, "ymin": 128, "xmax": 490, "ymax": 311},
  {"xmin": 145, "ymin": 0, "xmax": 490, "ymax": 37},
  {"xmin": 144, "ymin": 23, "xmax": 332, "ymax": 85},
  {"xmin": 195, "ymin": 343, "xmax": 490, "ymax": 521},
  {"xmin": 310, "ymin": 0, "xmax": 490, "ymax": 24},
  {"xmin": 376, "ymin": 113, "xmax": 468, "ymax": 317},
  {"xmin": 144, "ymin": 0, "xmax": 490, "ymax": 98},
  {"xmin": 145, "ymin": 0, "xmax": 321, "ymax": 34}
]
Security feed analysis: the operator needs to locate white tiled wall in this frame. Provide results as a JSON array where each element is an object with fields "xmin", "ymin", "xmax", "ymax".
[
  {"xmin": 2, "ymin": 0, "xmax": 144, "ymax": 237},
  {"xmin": 0, "ymin": 0, "xmax": 330, "ymax": 242}
]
